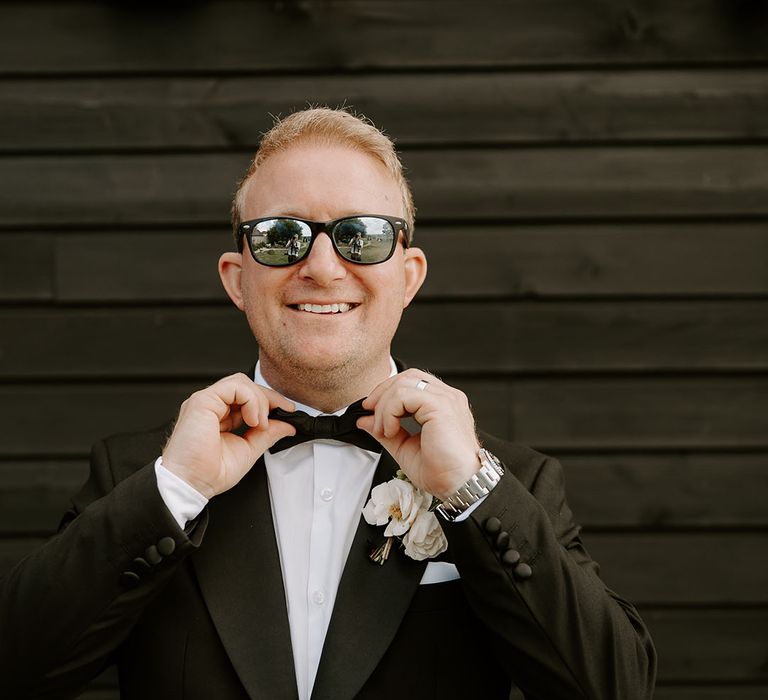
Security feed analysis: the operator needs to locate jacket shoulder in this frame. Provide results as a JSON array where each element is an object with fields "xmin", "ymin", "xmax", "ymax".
[
  {"xmin": 95, "ymin": 421, "xmax": 175, "ymax": 484},
  {"xmin": 477, "ymin": 430, "xmax": 551, "ymax": 490}
]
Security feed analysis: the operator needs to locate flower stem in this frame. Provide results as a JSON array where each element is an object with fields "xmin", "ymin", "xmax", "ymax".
[{"xmin": 369, "ymin": 536, "xmax": 394, "ymax": 565}]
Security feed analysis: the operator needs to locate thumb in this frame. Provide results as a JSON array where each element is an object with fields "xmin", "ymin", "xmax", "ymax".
[
  {"xmin": 240, "ymin": 419, "xmax": 296, "ymax": 456},
  {"xmin": 265, "ymin": 418, "xmax": 298, "ymax": 445},
  {"xmin": 357, "ymin": 416, "xmax": 409, "ymax": 456}
]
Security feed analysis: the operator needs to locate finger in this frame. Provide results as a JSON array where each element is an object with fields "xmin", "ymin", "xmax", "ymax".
[
  {"xmin": 216, "ymin": 375, "xmax": 268, "ymax": 429},
  {"xmin": 364, "ymin": 369, "xmax": 443, "ymax": 410},
  {"xmin": 241, "ymin": 418, "xmax": 296, "ymax": 455},
  {"xmin": 359, "ymin": 418, "xmax": 411, "ymax": 457},
  {"xmin": 259, "ymin": 385, "xmax": 296, "ymax": 413},
  {"xmin": 240, "ymin": 384, "xmax": 296, "ymax": 430},
  {"xmin": 202, "ymin": 373, "xmax": 263, "ymax": 423},
  {"xmin": 362, "ymin": 373, "xmax": 398, "ymax": 409},
  {"xmin": 378, "ymin": 385, "xmax": 447, "ymax": 438}
]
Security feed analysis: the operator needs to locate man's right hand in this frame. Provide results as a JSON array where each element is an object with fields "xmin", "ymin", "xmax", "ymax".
[{"xmin": 162, "ymin": 373, "xmax": 297, "ymax": 499}]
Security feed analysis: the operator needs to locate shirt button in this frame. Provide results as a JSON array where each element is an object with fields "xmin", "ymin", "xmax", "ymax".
[
  {"xmin": 312, "ymin": 590, "xmax": 326, "ymax": 605},
  {"xmin": 320, "ymin": 488, "xmax": 334, "ymax": 502}
]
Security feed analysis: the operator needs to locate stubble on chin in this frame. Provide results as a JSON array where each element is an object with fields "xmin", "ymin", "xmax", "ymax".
[{"xmin": 259, "ymin": 337, "xmax": 391, "ymax": 409}]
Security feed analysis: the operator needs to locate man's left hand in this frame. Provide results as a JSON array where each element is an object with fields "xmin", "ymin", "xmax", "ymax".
[{"xmin": 358, "ymin": 369, "xmax": 481, "ymax": 499}]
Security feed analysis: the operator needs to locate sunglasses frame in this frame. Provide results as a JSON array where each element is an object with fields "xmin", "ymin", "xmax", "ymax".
[{"xmin": 238, "ymin": 214, "xmax": 409, "ymax": 267}]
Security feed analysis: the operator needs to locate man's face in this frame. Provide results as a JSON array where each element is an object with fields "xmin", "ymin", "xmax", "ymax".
[{"xmin": 220, "ymin": 141, "xmax": 426, "ymax": 390}]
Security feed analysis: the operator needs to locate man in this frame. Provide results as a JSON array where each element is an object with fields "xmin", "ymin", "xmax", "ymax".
[
  {"xmin": 287, "ymin": 233, "xmax": 301, "ymax": 263},
  {"xmin": 0, "ymin": 108, "xmax": 656, "ymax": 699},
  {"xmin": 348, "ymin": 231, "xmax": 364, "ymax": 261}
]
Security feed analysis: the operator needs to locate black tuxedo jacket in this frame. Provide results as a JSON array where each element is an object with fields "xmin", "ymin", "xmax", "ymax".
[{"xmin": 1, "ymin": 424, "xmax": 656, "ymax": 699}]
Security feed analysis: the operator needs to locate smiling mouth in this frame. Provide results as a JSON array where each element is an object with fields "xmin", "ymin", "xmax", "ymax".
[{"xmin": 291, "ymin": 302, "xmax": 359, "ymax": 314}]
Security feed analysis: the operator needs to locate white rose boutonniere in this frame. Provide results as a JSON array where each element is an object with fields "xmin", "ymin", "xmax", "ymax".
[{"xmin": 362, "ymin": 470, "xmax": 448, "ymax": 564}]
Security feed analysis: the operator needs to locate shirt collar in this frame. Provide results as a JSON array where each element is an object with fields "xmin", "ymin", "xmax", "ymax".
[{"xmin": 253, "ymin": 358, "xmax": 398, "ymax": 418}]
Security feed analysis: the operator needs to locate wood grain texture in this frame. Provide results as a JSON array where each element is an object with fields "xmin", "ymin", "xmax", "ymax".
[
  {"xmin": 2, "ymin": 147, "xmax": 766, "ymax": 227},
  {"xmin": 0, "ymin": 1, "xmax": 765, "ymax": 74},
  {"xmin": 4, "ymin": 452, "xmax": 764, "ymax": 534},
  {"xmin": 654, "ymin": 690, "xmax": 768, "ymax": 700},
  {"xmin": 2, "ymin": 301, "xmax": 767, "ymax": 376},
  {"xmin": 561, "ymin": 452, "xmax": 768, "ymax": 529},
  {"xmin": 0, "ymin": 378, "xmax": 764, "ymax": 456},
  {"xmin": 0, "ymin": 3, "xmax": 765, "ymax": 697},
  {"xmin": 508, "ymin": 377, "xmax": 768, "ymax": 450},
  {"xmin": 646, "ymin": 608, "xmax": 768, "ymax": 683},
  {"xmin": 588, "ymin": 533, "xmax": 768, "ymax": 604},
  {"xmin": 1, "ymin": 69, "xmax": 766, "ymax": 151},
  {"xmin": 3, "ymin": 223, "xmax": 766, "ymax": 302}
]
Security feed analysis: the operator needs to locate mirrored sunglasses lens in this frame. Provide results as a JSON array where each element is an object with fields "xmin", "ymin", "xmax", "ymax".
[
  {"xmin": 249, "ymin": 219, "xmax": 311, "ymax": 265},
  {"xmin": 333, "ymin": 217, "xmax": 395, "ymax": 263}
]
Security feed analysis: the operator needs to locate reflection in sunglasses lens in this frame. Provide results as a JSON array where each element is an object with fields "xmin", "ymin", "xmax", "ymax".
[
  {"xmin": 334, "ymin": 217, "xmax": 395, "ymax": 264},
  {"xmin": 247, "ymin": 216, "xmax": 396, "ymax": 266},
  {"xmin": 251, "ymin": 219, "xmax": 311, "ymax": 265}
]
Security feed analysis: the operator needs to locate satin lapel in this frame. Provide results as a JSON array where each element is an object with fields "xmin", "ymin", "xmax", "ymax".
[
  {"xmin": 311, "ymin": 450, "xmax": 428, "ymax": 700},
  {"xmin": 191, "ymin": 458, "xmax": 298, "ymax": 699}
]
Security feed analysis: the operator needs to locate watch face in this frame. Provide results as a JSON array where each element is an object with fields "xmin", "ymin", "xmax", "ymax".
[{"xmin": 479, "ymin": 448, "xmax": 504, "ymax": 476}]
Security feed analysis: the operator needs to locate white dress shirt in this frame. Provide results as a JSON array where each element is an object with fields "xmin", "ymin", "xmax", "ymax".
[
  {"xmin": 156, "ymin": 362, "xmax": 386, "ymax": 699},
  {"xmin": 155, "ymin": 359, "xmax": 471, "ymax": 699}
]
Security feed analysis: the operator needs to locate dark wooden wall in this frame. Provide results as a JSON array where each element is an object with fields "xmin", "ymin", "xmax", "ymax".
[{"xmin": 1, "ymin": 2, "xmax": 767, "ymax": 698}]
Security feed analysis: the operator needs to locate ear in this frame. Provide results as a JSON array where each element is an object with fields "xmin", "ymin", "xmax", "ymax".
[
  {"xmin": 218, "ymin": 252, "xmax": 245, "ymax": 310},
  {"xmin": 402, "ymin": 246, "xmax": 427, "ymax": 308}
]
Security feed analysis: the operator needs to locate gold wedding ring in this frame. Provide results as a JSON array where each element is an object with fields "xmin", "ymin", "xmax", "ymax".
[{"xmin": 415, "ymin": 380, "xmax": 429, "ymax": 391}]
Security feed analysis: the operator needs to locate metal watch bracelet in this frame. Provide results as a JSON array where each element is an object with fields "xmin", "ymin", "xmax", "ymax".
[{"xmin": 436, "ymin": 448, "xmax": 504, "ymax": 521}]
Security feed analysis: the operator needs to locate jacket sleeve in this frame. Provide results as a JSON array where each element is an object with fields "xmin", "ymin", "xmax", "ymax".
[
  {"xmin": 440, "ymin": 449, "xmax": 657, "ymax": 700},
  {"xmin": 0, "ymin": 438, "xmax": 207, "ymax": 699}
]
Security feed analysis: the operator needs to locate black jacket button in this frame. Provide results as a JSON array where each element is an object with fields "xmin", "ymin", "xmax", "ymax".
[
  {"xmin": 119, "ymin": 571, "xmax": 140, "ymax": 588},
  {"xmin": 157, "ymin": 537, "xmax": 176, "ymax": 556},
  {"xmin": 495, "ymin": 531, "xmax": 510, "ymax": 550},
  {"xmin": 132, "ymin": 557, "xmax": 151, "ymax": 573},
  {"xmin": 514, "ymin": 562, "xmax": 533, "ymax": 580},
  {"xmin": 484, "ymin": 517, "xmax": 501, "ymax": 534},
  {"xmin": 502, "ymin": 548, "xmax": 521, "ymax": 566},
  {"xmin": 145, "ymin": 545, "xmax": 162, "ymax": 566}
]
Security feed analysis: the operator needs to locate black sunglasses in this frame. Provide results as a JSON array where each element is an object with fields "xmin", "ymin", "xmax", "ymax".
[{"xmin": 238, "ymin": 215, "xmax": 409, "ymax": 267}]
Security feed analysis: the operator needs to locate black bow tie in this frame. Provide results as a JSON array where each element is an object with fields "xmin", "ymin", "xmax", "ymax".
[{"xmin": 268, "ymin": 399, "xmax": 382, "ymax": 453}]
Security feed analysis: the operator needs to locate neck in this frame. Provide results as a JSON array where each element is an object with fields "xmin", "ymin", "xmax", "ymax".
[{"xmin": 259, "ymin": 355, "xmax": 394, "ymax": 413}]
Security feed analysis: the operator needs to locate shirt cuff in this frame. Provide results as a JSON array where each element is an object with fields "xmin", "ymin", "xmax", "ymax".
[{"xmin": 154, "ymin": 456, "xmax": 209, "ymax": 529}]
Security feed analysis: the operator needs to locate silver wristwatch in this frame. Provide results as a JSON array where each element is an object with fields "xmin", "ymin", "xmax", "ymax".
[{"xmin": 436, "ymin": 448, "xmax": 504, "ymax": 521}]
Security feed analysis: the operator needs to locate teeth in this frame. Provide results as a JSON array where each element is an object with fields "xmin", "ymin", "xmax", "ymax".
[{"xmin": 297, "ymin": 303, "xmax": 353, "ymax": 314}]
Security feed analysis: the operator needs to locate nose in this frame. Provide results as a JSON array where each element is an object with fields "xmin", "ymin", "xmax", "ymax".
[{"xmin": 297, "ymin": 232, "xmax": 347, "ymax": 285}]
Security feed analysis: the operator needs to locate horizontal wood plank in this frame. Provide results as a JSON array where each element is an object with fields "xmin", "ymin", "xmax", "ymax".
[
  {"xmin": 0, "ymin": 378, "xmax": 764, "ymax": 456},
  {"xmin": 5, "ymin": 452, "xmax": 765, "ymax": 534},
  {"xmin": 1, "ymin": 69, "xmax": 767, "ymax": 151},
  {"xmin": 589, "ymin": 533, "xmax": 768, "ymax": 604},
  {"xmin": 2, "ymin": 147, "xmax": 766, "ymax": 227},
  {"xmin": 646, "ymin": 608, "xmax": 768, "ymax": 682},
  {"xmin": 2, "ymin": 302, "xmax": 767, "ymax": 377},
  {"xmin": 0, "ymin": 1, "xmax": 766, "ymax": 74},
  {"xmin": 561, "ymin": 452, "xmax": 768, "ymax": 529},
  {"xmin": 0, "ymin": 461, "xmax": 88, "ymax": 533},
  {"xmin": 654, "ymin": 689, "xmax": 768, "ymax": 700},
  {"xmin": 2, "ymin": 223, "xmax": 766, "ymax": 302},
  {"xmin": 509, "ymin": 377, "xmax": 768, "ymax": 450},
  {"xmin": 0, "ymin": 234, "xmax": 52, "ymax": 301},
  {"xmin": 21, "ymin": 301, "xmax": 768, "ymax": 377}
]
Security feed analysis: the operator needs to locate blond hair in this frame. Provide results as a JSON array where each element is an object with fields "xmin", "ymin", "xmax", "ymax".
[{"xmin": 230, "ymin": 107, "xmax": 415, "ymax": 247}]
